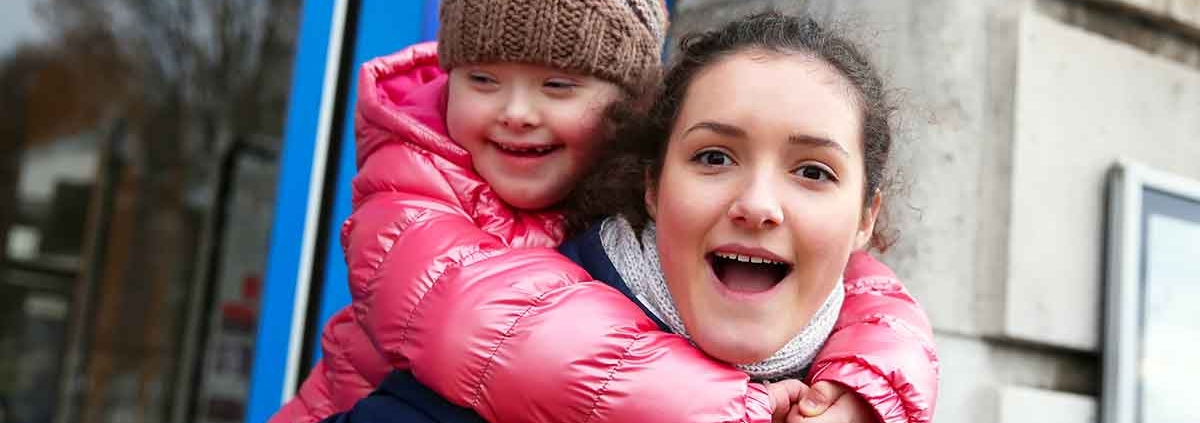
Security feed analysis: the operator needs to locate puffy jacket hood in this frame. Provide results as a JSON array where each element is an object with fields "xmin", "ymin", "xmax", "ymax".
[{"xmin": 355, "ymin": 41, "xmax": 468, "ymax": 170}]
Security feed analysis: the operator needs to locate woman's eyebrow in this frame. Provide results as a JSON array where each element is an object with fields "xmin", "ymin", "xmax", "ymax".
[
  {"xmin": 789, "ymin": 134, "xmax": 849, "ymax": 158},
  {"xmin": 683, "ymin": 121, "xmax": 745, "ymax": 138},
  {"xmin": 684, "ymin": 121, "xmax": 850, "ymax": 157}
]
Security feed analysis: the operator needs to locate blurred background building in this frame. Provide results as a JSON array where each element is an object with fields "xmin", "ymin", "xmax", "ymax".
[
  {"xmin": 0, "ymin": 1, "xmax": 1195, "ymax": 423},
  {"xmin": 0, "ymin": 1, "xmax": 299, "ymax": 423}
]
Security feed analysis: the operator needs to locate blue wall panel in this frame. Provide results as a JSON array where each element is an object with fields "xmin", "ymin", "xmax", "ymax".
[{"xmin": 310, "ymin": 0, "xmax": 435, "ymax": 365}]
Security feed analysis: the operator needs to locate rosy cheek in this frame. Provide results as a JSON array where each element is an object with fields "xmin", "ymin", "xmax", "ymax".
[{"xmin": 790, "ymin": 208, "xmax": 854, "ymax": 256}]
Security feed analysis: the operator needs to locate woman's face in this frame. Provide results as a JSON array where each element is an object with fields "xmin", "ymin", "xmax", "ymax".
[{"xmin": 647, "ymin": 50, "xmax": 880, "ymax": 364}]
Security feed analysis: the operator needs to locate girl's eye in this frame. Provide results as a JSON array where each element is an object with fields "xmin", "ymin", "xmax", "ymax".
[
  {"xmin": 692, "ymin": 150, "xmax": 734, "ymax": 166},
  {"xmin": 544, "ymin": 79, "xmax": 577, "ymax": 91},
  {"xmin": 468, "ymin": 73, "xmax": 496, "ymax": 84},
  {"xmin": 795, "ymin": 165, "xmax": 836, "ymax": 182}
]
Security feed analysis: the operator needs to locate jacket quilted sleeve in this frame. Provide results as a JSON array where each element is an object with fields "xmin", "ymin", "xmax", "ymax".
[{"xmin": 808, "ymin": 251, "xmax": 940, "ymax": 423}]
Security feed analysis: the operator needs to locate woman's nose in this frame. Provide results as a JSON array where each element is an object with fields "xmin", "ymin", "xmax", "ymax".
[{"xmin": 727, "ymin": 175, "xmax": 784, "ymax": 229}]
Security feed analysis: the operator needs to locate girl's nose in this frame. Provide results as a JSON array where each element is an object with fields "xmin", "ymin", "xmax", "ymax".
[{"xmin": 499, "ymin": 89, "xmax": 540, "ymax": 130}]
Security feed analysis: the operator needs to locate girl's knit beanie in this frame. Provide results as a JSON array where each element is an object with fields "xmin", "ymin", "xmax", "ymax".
[{"xmin": 437, "ymin": 0, "xmax": 669, "ymax": 92}]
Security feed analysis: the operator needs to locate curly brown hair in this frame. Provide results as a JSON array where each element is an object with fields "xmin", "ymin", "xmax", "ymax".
[{"xmin": 563, "ymin": 10, "xmax": 900, "ymax": 252}]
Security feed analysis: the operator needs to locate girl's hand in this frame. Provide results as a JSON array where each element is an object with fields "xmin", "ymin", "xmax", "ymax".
[{"xmin": 786, "ymin": 381, "xmax": 879, "ymax": 423}]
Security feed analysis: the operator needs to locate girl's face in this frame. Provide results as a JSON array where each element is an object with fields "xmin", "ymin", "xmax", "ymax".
[
  {"xmin": 648, "ymin": 51, "xmax": 880, "ymax": 364},
  {"xmin": 447, "ymin": 63, "xmax": 621, "ymax": 210}
]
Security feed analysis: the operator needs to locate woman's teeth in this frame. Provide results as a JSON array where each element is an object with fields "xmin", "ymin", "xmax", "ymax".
[
  {"xmin": 710, "ymin": 252, "xmax": 790, "ymax": 293},
  {"xmin": 713, "ymin": 251, "xmax": 785, "ymax": 265}
]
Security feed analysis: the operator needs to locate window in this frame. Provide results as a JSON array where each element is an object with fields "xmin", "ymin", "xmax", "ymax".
[{"xmin": 1104, "ymin": 160, "xmax": 1200, "ymax": 423}]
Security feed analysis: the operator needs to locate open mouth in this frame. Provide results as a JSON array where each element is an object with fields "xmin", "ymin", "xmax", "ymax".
[
  {"xmin": 491, "ymin": 140, "xmax": 562, "ymax": 158},
  {"xmin": 708, "ymin": 251, "xmax": 792, "ymax": 293}
]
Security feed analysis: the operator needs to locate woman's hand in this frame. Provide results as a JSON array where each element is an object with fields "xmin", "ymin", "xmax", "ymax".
[
  {"xmin": 764, "ymin": 379, "xmax": 807, "ymax": 423},
  {"xmin": 785, "ymin": 381, "xmax": 879, "ymax": 423}
]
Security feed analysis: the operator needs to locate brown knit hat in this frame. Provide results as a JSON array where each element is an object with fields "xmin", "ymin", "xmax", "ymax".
[{"xmin": 437, "ymin": 0, "xmax": 668, "ymax": 92}]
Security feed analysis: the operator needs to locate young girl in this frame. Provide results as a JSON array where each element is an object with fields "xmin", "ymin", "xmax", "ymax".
[{"xmin": 271, "ymin": 2, "xmax": 937, "ymax": 423}]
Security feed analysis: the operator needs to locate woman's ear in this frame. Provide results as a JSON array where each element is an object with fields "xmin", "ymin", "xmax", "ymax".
[
  {"xmin": 855, "ymin": 190, "xmax": 882, "ymax": 249},
  {"xmin": 643, "ymin": 170, "xmax": 658, "ymax": 220}
]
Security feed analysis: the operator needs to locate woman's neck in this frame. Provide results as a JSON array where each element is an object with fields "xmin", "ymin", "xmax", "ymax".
[{"xmin": 598, "ymin": 216, "xmax": 843, "ymax": 381}]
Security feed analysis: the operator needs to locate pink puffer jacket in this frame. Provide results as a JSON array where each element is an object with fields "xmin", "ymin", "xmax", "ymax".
[{"xmin": 270, "ymin": 42, "xmax": 938, "ymax": 423}]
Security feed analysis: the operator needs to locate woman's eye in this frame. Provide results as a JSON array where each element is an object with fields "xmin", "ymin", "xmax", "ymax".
[
  {"xmin": 693, "ymin": 150, "xmax": 734, "ymax": 166},
  {"xmin": 796, "ymin": 165, "xmax": 835, "ymax": 182}
]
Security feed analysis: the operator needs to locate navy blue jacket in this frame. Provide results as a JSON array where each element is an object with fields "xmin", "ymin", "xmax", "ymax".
[{"xmin": 320, "ymin": 221, "xmax": 666, "ymax": 423}]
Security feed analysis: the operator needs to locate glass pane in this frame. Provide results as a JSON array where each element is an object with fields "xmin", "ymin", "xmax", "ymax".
[
  {"xmin": 1139, "ymin": 189, "xmax": 1200, "ymax": 423},
  {"xmin": 0, "ymin": 1, "xmax": 302, "ymax": 423}
]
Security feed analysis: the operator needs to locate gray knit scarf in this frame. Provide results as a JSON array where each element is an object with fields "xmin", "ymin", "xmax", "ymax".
[{"xmin": 599, "ymin": 216, "xmax": 843, "ymax": 381}]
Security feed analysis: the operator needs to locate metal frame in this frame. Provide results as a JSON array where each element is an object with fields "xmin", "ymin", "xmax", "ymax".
[
  {"xmin": 171, "ymin": 139, "xmax": 277, "ymax": 423},
  {"xmin": 1103, "ymin": 159, "xmax": 1200, "ymax": 423}
]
